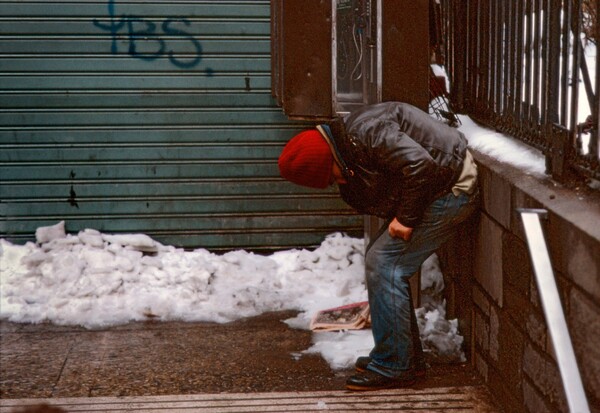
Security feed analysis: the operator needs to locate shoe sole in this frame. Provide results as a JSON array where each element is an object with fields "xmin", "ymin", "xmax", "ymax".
[
  {"xmin": 355, "ymin": 366, "xmax": 427, "ymax": 378},
  {"xmin": 346, "ymin": 378, "xmax": 417, "ymax": 391}
]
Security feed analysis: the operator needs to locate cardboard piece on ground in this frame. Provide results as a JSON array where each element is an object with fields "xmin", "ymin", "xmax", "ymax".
[{"xmin": 310, "ymin": 301, "xmax": 370, "ymax": 331}]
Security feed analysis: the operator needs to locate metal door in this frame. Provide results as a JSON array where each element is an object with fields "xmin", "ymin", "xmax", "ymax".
[{"xmin": 0, "ymin": 0, "xmax": 362, "ymax": 251}]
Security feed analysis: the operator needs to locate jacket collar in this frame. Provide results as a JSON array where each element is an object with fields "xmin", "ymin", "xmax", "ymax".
[{"xmin": 316, "ymin": 123, "xmax": 354, "ymax": 178}]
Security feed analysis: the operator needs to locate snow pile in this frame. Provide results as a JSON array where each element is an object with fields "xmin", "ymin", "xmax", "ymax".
[
  {"xmin": 417, "ymin": 253, "xmax": 465, "ymax": 362},
  {"xmin": 1, "ymin": 222, "xmax": 465, "ymax": 369},
  {"xmin": 458, "ymin": 115, "xmax": 547, "ymax": 178}
]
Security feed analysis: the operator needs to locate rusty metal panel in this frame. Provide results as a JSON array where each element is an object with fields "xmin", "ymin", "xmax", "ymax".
[
  {"xmin": 270, "ymin": 0, "xmax": 283, "ymax": 106},
  {"xmin": 381, "ymin": 0, "xmax": 429, "ymax": 110},
  {"xmin": 281, "ymin": 0, "xmax": 333, "ymax": 119}
]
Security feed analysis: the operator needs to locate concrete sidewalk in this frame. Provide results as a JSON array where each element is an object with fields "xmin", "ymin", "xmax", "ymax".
[{"xmin": 1, "ymin": 311, "xmax": 502, "ymax": 412}]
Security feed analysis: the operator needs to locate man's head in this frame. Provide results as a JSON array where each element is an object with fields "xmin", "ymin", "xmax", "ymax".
[{"xmin": 278, "ymin": 129, "xmax": 334, "ymax": 188}]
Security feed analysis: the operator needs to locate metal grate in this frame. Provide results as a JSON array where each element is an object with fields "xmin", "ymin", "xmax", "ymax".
[{"xmin": 440, "ymin": 0, "xmax": 600, "ymax": 184}]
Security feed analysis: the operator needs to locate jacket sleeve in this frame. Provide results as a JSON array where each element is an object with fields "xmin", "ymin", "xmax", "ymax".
[{"xmin": 368, "ymin": 121, "xmax": 438, "ymax": 227}]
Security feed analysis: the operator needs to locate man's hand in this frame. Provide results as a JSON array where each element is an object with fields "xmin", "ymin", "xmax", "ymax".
[{"xmin": 388, "ymin": 218, "xmax": 413, "ymax": 241}]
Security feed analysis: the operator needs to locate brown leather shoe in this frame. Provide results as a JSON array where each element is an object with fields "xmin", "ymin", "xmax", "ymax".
[
  {"xmin": 346, "ymin": 369, "xmax": 416, "ymax": 391},
  {"xmin": 354, "ymin": 356, "xmax": 427, "ymax": 377}
]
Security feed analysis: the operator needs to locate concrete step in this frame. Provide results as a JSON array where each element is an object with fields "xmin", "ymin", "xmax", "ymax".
[{"xmin": 1, "ymin": 385, "xmax": 500, "ymax": 412}]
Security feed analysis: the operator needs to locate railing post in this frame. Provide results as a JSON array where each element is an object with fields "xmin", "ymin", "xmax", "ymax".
[
  {"xmin": 594, "ymin": 0, "xmax": 600, "ymax": 159},
  {"xmin": 450, "ymin": 0, "xmax": 468, "ymax": 112},
  {"xmin": 545, "ymin": 0, "xmax": 562, "ymax": 176},
  {"xmin": 550, "ymin": 123, "xmax": 570, "ymax": 181}
]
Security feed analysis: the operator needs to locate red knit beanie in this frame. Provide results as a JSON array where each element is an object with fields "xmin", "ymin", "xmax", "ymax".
[{"xmin": 278, "ymin": 129, "xmax": 333, "ymax": 189}]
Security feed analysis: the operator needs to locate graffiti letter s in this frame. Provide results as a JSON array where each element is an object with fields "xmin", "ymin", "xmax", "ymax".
[{"xmin": 162, "ymin": 18, "xmax": 202, "ymax": 69}]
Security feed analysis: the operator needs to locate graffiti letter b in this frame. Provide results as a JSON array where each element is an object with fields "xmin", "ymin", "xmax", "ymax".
[{"xmin": 126, "ymin": 16, "xmax": 165, "ymax": 61}]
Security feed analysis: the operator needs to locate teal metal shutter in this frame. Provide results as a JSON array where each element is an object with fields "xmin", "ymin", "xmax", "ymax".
[{"xmin": 0, "ymin": 0, "xmax": 362, "ymax": 251}]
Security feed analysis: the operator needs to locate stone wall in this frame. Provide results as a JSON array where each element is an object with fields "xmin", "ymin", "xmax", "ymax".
[{"xmin": 439, "ymin": 151, "xmax": 600, "ymax": 413}]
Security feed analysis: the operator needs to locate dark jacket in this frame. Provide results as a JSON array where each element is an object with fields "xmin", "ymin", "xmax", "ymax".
[{"xmin": 318, "ymin": 102, "xmax": 468, "ymax": 227}]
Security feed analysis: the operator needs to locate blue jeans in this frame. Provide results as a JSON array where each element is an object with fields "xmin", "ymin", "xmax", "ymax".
[{"xmin": 365, "ymin": 189, "xmax": 479, "ymax": 378}]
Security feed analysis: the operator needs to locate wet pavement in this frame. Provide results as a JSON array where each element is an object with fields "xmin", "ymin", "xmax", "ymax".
[{"xmin": 1, "ymin": 310, "xmax": 488, "ymax": 402}]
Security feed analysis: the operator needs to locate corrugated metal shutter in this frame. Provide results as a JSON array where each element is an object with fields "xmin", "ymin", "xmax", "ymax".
[{"xmin": 0, "ymin": 0, "xmax": 362, "ymax": 251}]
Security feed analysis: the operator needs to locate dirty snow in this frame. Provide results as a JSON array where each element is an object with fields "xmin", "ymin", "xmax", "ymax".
[{"xmin": 0, "ymin": 222, "xmax": 465, "ymax": 370}]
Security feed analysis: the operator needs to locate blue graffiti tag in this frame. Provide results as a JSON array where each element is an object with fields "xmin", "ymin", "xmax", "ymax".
[
  {"xmin": 91, "ymin": 0, "xmax": 124, "ymax": 54},
  {"xmin": 125, "ymin": 16, "xmax": 165, "ymax": 60},
  {"xmin": 162, "ymin": 18, "xmax": 203, "ymax": 69},
  {"xmin": 93, "ymin": 0, "xmax": 206, "ymax": 70}
]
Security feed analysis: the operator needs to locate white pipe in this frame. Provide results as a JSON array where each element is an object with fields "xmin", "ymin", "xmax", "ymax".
[{"xmin": 519, "ymin": 209, "xmax": 590, "ymax": 413}]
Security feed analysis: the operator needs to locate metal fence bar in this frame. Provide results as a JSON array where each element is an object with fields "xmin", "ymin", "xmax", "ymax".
[
  {"xmin": 514, "ymin": 0, "xmax": 525, "ymax": 137},
  {"xmin": 545, "ymin": 0, "xmax": 560, "ymax": 176},
  {"xmin": 519, "ymin": 209, "xmax": 590, "ymax": 413},
  {"xmin": 570, "ymin": 1, "xmax": 583, "ymax": 134},
  {"xmin": 532, "ymin": 0, "xmax": 542, "ymax": 127},
  {"xmin": 539, "ymin": 0, "xmax": 550, "ymax": 138},
  {"xmin": 590, "ymin": 0, "xmax": 600, "ymax": 165},
  {"xmin": 560, "ymin": 0, "xmax": 571, "ymax": 125}
]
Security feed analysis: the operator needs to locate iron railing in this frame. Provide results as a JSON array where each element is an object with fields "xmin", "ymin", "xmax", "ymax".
[{"xmin": 440, "ymin": 0, "xmax": 600, "ymax": 184}]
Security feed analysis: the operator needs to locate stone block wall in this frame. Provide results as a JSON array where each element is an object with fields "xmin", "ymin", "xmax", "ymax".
[{"xmin": 439, "ymin": 151, "xmax": 600, "ymax": 413}]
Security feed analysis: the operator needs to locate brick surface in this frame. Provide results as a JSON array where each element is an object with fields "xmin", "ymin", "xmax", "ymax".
[
  {"xmin": 522, "ymin": 344, "xmax": 546, "ymax": 393},
  {"xmin": 474, "ymin": 309, "xmax": 490, "ymax": 353},
  {"xmin": 545, "ymin": 213, "xmax": 568, "ymax": 276},
  {"xmin": 569, "ymin": 288, "xmax": 600, "ymax": 407},
  {"xmin": 489, "ymin": 306, "xmax": 499, "ymax": 362},
  {"xmin": 523, "ymin": 379, "xmax": 551, "ymax": 413},
  {"xmin": 472, "ymin": 285, "xmax": 491, "ymax": 317},
  {"xmin": 488, "ymin": 364, "xmax": 525, "ymax": 413},
  {"xmin": 565, "ymin": 228, "xmax": 600, "ymax": 304},
  {"xmin": 503, "ymin": 284, "xmax": 531, "ymax": 333},
  {"xmin": 496, "ymin": 316, "xmax": 524, "ymax": 395},
  {"xmin": 475, "ymin": 352, "xmax": 489, "ymax": 382},
  {"xmin": 544, "ymin": 359, "xmax": 568, "ymax": 413},
  {"xmin": 502, "ymin": 232, "xmax": 532, "ymax": 294},
  {"xmin": 522, "ymin": 343, "xmax": 568, "ymax": 413},
  {"xmin": 524, "ymin": 311, "xmax": 547, "ymax": 350},
  {"xmin": 474, "ymin": 214, "xmax": 504, "ymax": 306},
  {"xmin": 479, "ymin": 163, "xmax": 512, "ymax": 229}
]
